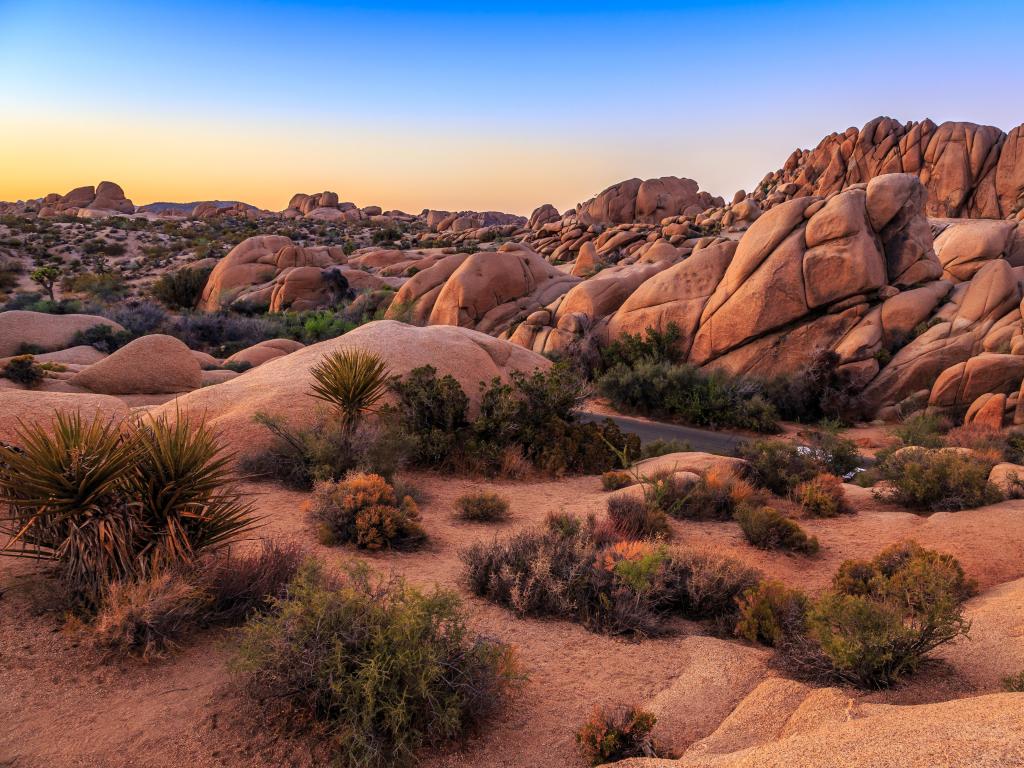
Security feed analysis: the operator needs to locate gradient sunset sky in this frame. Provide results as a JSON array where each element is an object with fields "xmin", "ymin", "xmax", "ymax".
[{"xmin": 1, "ymin": 0, "xmax": 1020, "ymax": 215}]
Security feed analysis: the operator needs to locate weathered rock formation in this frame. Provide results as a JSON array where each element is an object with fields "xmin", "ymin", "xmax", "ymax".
[
  {"xmin": 754, "ymin": 116, "xmax": 1024, "ymax": 220},
  {"xmin": 576, "ymin": 177, "xmax": 724, "ymax": 225}
]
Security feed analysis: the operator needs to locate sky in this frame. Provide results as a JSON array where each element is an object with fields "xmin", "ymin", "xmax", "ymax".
[{"xmin": 0, "ymin": 0, "xmax": 1021, "ymax": 215}]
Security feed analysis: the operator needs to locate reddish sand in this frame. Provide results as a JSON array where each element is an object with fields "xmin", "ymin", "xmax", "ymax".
[{"xmin": 2, "ymin": 470, "xmax": 1023, "ymax": 767}]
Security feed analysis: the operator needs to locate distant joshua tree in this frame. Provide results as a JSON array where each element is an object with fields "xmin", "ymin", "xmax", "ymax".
[{"xmin": 30, "ymin": 265, "xmax": 61, "ymax": 301}]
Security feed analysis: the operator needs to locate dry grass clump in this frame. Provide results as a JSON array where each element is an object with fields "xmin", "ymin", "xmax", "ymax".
[
  {"xmin": 456, "ymin": 491, "xmax": 511, "ymax": 523},
  {"xmin": 656, "ymin": 467, "xmax": 760, "ymax": 521},
  {"xmin": 309, "ymin": 472, "xmax": 425, "ymax": 551},
  {"xmin": 235, "ymin": 559, "xmax": 517, "ymax": 768},
  {"xmin": 462, "ymin": 519, "xmax": 759, "ymax": 637},
  {"xmin": 94, "ymin": 539, "xmax": 303, "ymax": 658},
  {"xmin": 601, "ymin": 470, "xmax": 633, "ymax": 491},
  {"xmin": 606, "ymin": 495, "xmax": 671, "ymax": 540},
  {"xmin": 576, "ymin": 705, "xmax": 662, "ymax": 765},
  {"xmin": 793, "ymin": 473, "xmax": 851, "ymax": 518}
]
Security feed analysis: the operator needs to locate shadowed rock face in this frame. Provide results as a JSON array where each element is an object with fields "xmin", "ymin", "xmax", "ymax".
[{"xmin": 754, "ymin": 116, "xmax": 1024, "ymax": 219}]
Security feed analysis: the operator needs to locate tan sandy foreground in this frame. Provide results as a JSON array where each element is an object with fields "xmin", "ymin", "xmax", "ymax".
[{"xmin": 2, "ymin": 468, "xmax": 1024, "ymax": 768}]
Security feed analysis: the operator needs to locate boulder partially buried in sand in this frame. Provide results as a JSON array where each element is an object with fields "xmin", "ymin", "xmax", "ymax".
[
  {"xmin": 71, "ymin": 334, "xmax": 202, "ymax": 395},
  {"xmin": 152, "ymin": 320, "xmax": 551, "ymax": 455},
  {"xmin": 0, "ymin": 390, "xmax": 128, "ymax": 443}
]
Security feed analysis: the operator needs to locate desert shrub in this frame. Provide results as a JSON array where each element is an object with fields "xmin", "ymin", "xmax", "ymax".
[
  {"xmin": 389, "ymin": 365, "xmax": 470, "ymax": 468},
  {"xmin": 599, "ymin": 323, "xmax": 683, "ymax": 371},
  {"xmin": 807, "ymin": 542, "xmax": 972, "ymax": 687},
  {"xmin": 456, "ymin": 491, "xmax": 510, "ymax": 522},
  {"xmin": 736, "ymin": 506, "xmax": 819, "ymax": 555},
  {"xmin": 309, "ymin": 473, "xmax": 425, "ymax": 551},
  {"xmin": 61, "ymin": 272, "xmax": 128, "ymax": 301},
  {"xmin": 464, "ymin": 524, "xmax": 758, "ymax": 635},
  {"xmin": 601, "ymin": 470, "xmax": 632, "ymax": 491},
  {"xmin": 2, "ymin": 354, "xmax": 44, "ymax": 388},
  {"xmin": 392, "ymin": 364, "xmax": 637, "ymax": 476},
  {"xmin": 151, "ymin": 265, "xmax": 212, "ymax": 309},
  {"xmin": 242, "ymin": 412, "xmax": 412, "ymax": 490},
  {"xmin": 735, "ymin": 580, "xmax": 810, "ymax": 647},
  {"xmin": 640, "ymin": 438, "xmax": 692, "ymax": 458},
  {"xmin": 576, "ymin": 705, "xmax": 660, "ymax": 765},
  {"xmin": 93, "ymin": 570, "xmax": 208, "ymax": 658},
  {"xmin": 738, "ymin": 439, "xmax": 820, "ymax": 496},
  {"xmin": 597, "ymin": 361, "xmax": 779, "ymax": 433},
  {"xmin": 874, "ymin": 447, "xmax": 1002, "ymax": 511},
  {"xmin": 761, "ymin": 351, "xmax": 860, "ymax": 423},
  {"xmin": 71, "ymin": 322, "xmax": 134, "ymax": 352},
  {"xmin": 892, "ymin": 412, "xmax": 949, "ymax": 449},
  {"xmin": 804, "ymin": 425, "xmax": 861, "ymax": 476},
  {"xmin": 659, "ymin": 548, "xmax": 761, "ymax": 621},
  {"xmin": 103, "ymin": 300, "xmax": 168, "ymax": 336},
  {"xmin": 196, "ymin": 539, "xmax": 304, "ymax": 624},
  {"xmin": 794, "ymin": 474, "xmax": 850, "ymax": 518},
  {"xmin": 0, "ymin": 412, "xmax": 257, "ymax": 608},
  {"xmin": 163, "ymin": 312, "xmax": 282, "ymax": 356},
  {"xmin": 942, "ymin": 423, "xmax": 1007, "ymax": 463},
  {"xmin": 1002, "ymin": 671, "xmax": 1024, "ymax": 692},
  {"xmin": 606, "ymin": 496, "xmax": 671, "ymax": 540},
  {"xmin": 236, "ymin": 560, "xmax": 516, "ymax": 768},
  {"xmin": 658, "ymin": 468, "xmax": 759, "ymax": 521},
  {"xmin": 309, "ymin": 349, "xmax": 390, "ymax": 430}
]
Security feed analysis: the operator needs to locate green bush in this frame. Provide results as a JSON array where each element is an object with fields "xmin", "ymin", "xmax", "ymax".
[
  {"xmin": 599, "ymin": 323, "xmax": 683, "ymax": 371},
  {"xmin": 456, "ymin": 491, "xmax": 510, "ymax": 522},
  {"xmin": 576, "ymin": 705, "xmax": 660, "ymax": 765},
  {"xmin": 654, "ymin": 468, "xmax": 760, "ymax": 521},
  {"xmin": 151, "ymin": 265, "xmax": 212, "ymax": 309},
  {"xmin": 874, "ymin": 447, "xmax": 1002, "ymax": 511},
  {"xmin": 735, "ymin": 580, "xmax": 810, "ymax": 647},
  {"xmin": 236, "ymin": 560, "xmax": 516, "ymax": 768},
  {"xmin": 71, "ymin": 323, "xmax": 135, "ymax": 353},
  {"xmin": 1002, "ymin": 671, "xmax": 1024, "ymax": 692},
  {"xmin": 892, "ymin": 413, "xmax": 949, "ymax": 449},
  {"xmin": 640, "ymin": 438, "xmax": 692, "ymax": 458},
  {"xmin": 61, "ymin": 272, "xmax": 128, "ymax": 301},
  {"xmin": 761, "ymin": 351, "xmax": 861, "ymax": 424},
  {"xmin": 793, "ymin": 474, "xmax": 850, "ymax": 518},
  {"xmin": 597, "ymin": 361, "xmax": 779, "ymax": 433},
  {"xmin": 391, "ymin": 364, "xmax": 638, "ymax": 476},
  {"xmin": 736, "ymin": 506, "xmax": 819, "ymax": 555},
  {"xmin": 738, "ymin": 439, "xmax": 820, "ymax": 496},
  {"xmin": 2, "ymin": 354, "xmax": 44, "ymax": 388},
  {"xmin": 309, "ymin": 473, "xmax": 425, "ymax": 551},
  {"xmin": 807, "ymin": 541, "xmax": 972, "ymax": 688},
  {"xmin": 0, "ymin": 412, "xmax": 257, "ymax": 608}
]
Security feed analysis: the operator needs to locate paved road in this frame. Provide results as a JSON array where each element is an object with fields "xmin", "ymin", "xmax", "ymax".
[{"xmin": 579, "ymin": 411, "xmax": 745, "ymax": 456}]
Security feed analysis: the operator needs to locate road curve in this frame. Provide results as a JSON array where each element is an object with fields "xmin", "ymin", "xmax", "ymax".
[{"xmin": 579, "ymin": 411, "xmax": 745, "ymax": 456}]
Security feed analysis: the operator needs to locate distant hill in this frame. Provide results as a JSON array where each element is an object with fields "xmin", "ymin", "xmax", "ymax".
[{"xmin": 137, "ymin": 200, "xmax": 257, "ymax": 214}]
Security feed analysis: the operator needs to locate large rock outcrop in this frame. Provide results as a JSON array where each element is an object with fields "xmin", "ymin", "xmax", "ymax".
[
  {"xmin": 0, "ymin": 311, "xmax": 124, "ymax": 357},
  {"xmin": 577, "ymin": 177, "xmax": 725, "ymax": 225},
  {"xmin": 71, "ymin": 334, "xmax": 202, "ymax": 395},
  {"xmin": 152, "ymin": 321, "xmax": 550, "ymax": 454},
  {"xmin": 756, "ymin": 116, "xmax": 1024, "ymax": 219}
]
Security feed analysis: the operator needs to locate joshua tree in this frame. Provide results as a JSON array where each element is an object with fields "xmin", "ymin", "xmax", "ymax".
[{"xmin": 30, "ymin": 265, "xmax": 60, "ymax": 301}]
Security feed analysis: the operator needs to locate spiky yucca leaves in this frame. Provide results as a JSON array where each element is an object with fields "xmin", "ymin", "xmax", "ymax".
[
  {"xmin": 309, "ymin": 349, "xmax": 391, "ymax": 430},
  {"xmin": 0, "ymin": 411, "xmax": 258, "ymax": 608},
  {"xmin": 133, "ymin": 413, "xmax": 260, "ymax": 571},
  {"xmin": 0, "ymin": 412, "xmax": 142, "ymax": 603}
]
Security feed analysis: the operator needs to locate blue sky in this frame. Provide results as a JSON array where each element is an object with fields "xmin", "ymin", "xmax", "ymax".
[{"xmin": 0, "ymin": 0, "xmax": 1021, "ymax": 212}]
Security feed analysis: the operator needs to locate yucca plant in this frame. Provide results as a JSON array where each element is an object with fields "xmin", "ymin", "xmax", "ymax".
[
  {"xmin": 0, "ymin": 411, "xmax": 142, "ymax": 604},
  {"xmin": 0, "ymin": 410, "xmax": 258, "ymax": 609},
  {"xmin": 132, "ymin": 412, "xmax": 260, "ymax": 571},
  {"xmin": 309, "ymin": 349, "xmax": 391, "ymax": 430}
]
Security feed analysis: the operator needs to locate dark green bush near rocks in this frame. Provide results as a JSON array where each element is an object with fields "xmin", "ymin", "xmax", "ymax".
[
  {"xmin": 151, "ymin": 265, "xmax": 213, "ymax": 309},
  {"xmin": 72, "ymin": 323, "xmax": 135, "ymax": 353},
  {"xmin": 735, "ymin": 580, "xmax": 810, "ymax": 647},
  {"xmin": 2, "ymin": 354, "xmax": 44, "ymax": 388},
  {"xmin": 599, "ymin": 323, "xmax": 683, "ymax": 371},
  {"xmin": 738, "ymin": 439, "xmax": 820, "ymax": 496},
  {"xmin": 760, "ymin": 351, "xmax": 861, "ymax": 424},
  {"xmin": 391, "ymin": 363, "xmax": 638, "ymax": 476},
  {"xmin": 874, "ymin": 447, "xmax": 1002, "ymax": 512},
  {"xmin": 235, "ymin": 560, "xmax": 517, "ymax": 768},
  {"xmin": 597, "ymin": 361, "xmax": 779, "ymax": 433}
]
